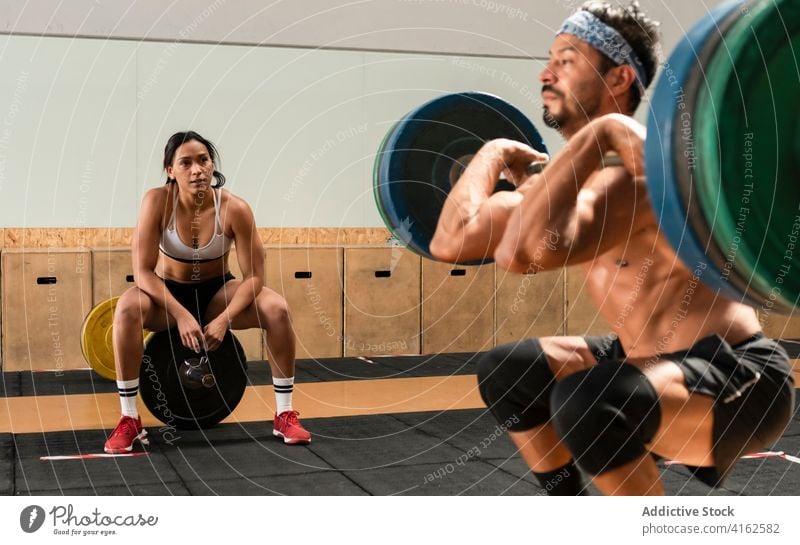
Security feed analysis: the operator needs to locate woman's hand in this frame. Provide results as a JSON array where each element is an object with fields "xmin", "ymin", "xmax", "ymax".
[
  {"xmin": 202, "ymin": 316, "xmax": 229, "ymax": 352},
  {"xmin": 176, "ymin": 313, "xmax": 204, "ymax": 353}
]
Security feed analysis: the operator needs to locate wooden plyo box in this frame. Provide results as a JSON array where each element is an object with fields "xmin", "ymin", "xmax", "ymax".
[
  {"xmin": 266, "ymin": 247, "xmax": 343, "ymax": 359},
  {"xmin": 343, "ymin": 248, "xmax": 420, "ymax": 357},
  {"xmin": 495, "ymin": 267, "xmax": 565, "ymax": 345},
  {"xmin": 760, "ymin": 308, "xmax": 800, "ymax": 341},
  {"xmin": 2, "ymin": 249, "xmax": 92, "ymax": 371},
  {"xmin": 91, "ymin": 248, "xmax": 135, "ymax": 304},
  {"xmin": 565, "ymin": 266, "xmax": 612, "ymax": 336},
  {"xmin": 422, "ymin": 261, "xmax": 494, "ymax": 354}
]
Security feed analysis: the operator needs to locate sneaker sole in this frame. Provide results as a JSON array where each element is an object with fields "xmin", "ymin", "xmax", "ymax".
[
  {"xmin": 104, "ymin": 430, "xmax": 149, "ymax": 454},
  {"xmin": 272, "ymin": 429, "xmax": 311, "ymax": 445}
]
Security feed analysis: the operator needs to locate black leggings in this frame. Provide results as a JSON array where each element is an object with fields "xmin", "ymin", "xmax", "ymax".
[{"xmin": 162, "ymin": 272, "xmax": 235, "ymax": 326}]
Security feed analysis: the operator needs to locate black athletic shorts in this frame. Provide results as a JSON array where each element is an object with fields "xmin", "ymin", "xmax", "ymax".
[
  {"xmin": 585, "ymin": 332, "xmax": 796, "ymax": 486},
  {"xmin": 161, "ymin": 272, "xmax": 236, "ymax": 326}
]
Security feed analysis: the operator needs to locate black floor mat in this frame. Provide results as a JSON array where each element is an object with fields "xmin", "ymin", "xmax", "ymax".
[
  {"xmin": 14, "ymin": 429, "xmax": 182, "ymax": 495},
  {"xmin": 183, "ymin": 471, "xmax": 367, "ymax": 496},
  {"xmin": 343, "ymin": 460, "xmax": 542, "ymax": 495},
  {"xmin": 8, "ymin": 405, "xmax": 800, "ymax": 495},
  {"xmin": 0, "ymin": 433, "xmax": 13, "ymax": 495},
  {"xmin": 156, "ymin": 421, "xmax": 333, "ymax": 483}
]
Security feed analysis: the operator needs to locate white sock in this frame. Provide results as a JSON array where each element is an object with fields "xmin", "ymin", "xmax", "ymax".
[
  {"xmin": 117, "ymin": 378, "xmax": 139, "ymax": 418},
  {"xmin": 273, "ymin": 376, "xmax": 294, "ymax": 414}
]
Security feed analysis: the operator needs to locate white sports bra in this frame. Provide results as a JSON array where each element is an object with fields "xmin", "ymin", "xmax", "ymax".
[{"xmin": 159, "ymin": 186, "xmax": 233, "ymax": 263}]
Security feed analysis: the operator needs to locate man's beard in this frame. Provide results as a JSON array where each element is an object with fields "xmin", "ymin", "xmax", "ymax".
[
  {"xmin": 542, "ymin": 106, "xmax": 565, "ymax": 130},
  {"xmin": 541, "ymin": 85, "xmax": 570, "ymax": 131},
  {"xmin": 542, "ymin": 91, "xmax": 601, "ymax": 133}
]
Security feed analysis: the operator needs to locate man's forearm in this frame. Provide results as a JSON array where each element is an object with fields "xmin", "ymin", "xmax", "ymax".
[
  {"xmin": 496, "ymin": 121, "xmax": 610, "ymax": 271},
  {"xmin": 435, "ymin": 151, "xmax": 504, "ymax": 237},
  {"xmin": 522, "ymin": 122, "xmax": 607, "ymax": 232}
]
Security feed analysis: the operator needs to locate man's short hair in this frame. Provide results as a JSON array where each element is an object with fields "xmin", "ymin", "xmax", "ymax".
[{"xmin": 580, "ymin": 1, "xmax": 661, "ymax": 112}]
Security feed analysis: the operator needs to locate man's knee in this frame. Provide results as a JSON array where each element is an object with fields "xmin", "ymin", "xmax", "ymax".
[
  {"xmin": 477, "ymin": 338, "xmax": 556, "ymax": 431},
  {"xmin": 550, "ymin": 363, "xmax": 662, "ymax": 476}
]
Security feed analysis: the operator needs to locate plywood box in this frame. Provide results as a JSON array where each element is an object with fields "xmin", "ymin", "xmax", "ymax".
[
  {"xmin": 496, "ymin": 267, "xmax": 565, "ymax": 345},
  {"xmin": 422, "ymin": 262, "xmax": 494, "ymax": 353},
  {"xmin": 565, "ymin": 265, "xmax": 612, "ymax": 336},
  {"xmin": 2, "ymin": 249, "xmax": 92, "ymax": 371},
  {"xmin": 266, "ymin": 247, "xmax": 343, "ymax": 359},
  {"xmin": 344, "ymin": 248, "xmax": 420, "ymax": 356},
  {"xmin": 91, "ymin": 248, "xmax": 135, "ymax": 304}
]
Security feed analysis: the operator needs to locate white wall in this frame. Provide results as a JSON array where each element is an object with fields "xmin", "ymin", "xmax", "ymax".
[
  {"xmin": 0, "ymin": 0, "xmax": 729, "ymax": 228},
  {"xmin": 0, "ymin": 0, "xmax": 728, "ymax": 59}
]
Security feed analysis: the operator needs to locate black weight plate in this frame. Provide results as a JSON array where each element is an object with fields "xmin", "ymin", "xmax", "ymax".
[
  {"xmin": 140, "ymin": 329, "xmax": 247, "ymax": 430},
  {"xmin": 374, "ymin": 91, "xmax": 547, "ymax": 264}
]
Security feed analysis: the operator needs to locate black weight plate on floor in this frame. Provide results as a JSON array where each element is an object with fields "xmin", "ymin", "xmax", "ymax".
[{"xmin": 140, "ymin": 329, "xmax": 247, "ymax": 429}]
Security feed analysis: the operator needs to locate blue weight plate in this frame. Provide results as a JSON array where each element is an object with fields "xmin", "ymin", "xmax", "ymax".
[
  {"xmin": 645, "ymin": 0, "xmax": 751, "ymax": 302},
  {"xmin": 374, "ymin": 91, "xmax": 546, "ymax": 264}
]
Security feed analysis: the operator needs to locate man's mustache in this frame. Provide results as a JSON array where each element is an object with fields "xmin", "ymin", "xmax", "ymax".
[{"xmin": 541, "ymin": 85, "xmax": 564, "ymax": 98}]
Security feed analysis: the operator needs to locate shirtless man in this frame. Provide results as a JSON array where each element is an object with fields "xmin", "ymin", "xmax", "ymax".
[{"xmin": 430, "ymin": 1, "xmax": 794, "ymax": 495}]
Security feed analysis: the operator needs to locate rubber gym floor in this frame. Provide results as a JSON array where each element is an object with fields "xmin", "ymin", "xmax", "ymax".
[{"xmin": 1, "ymin": 350, "xmax": 799, "ymax": 496}]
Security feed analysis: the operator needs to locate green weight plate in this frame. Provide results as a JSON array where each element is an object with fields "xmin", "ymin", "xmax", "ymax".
[{"xmin": 694, "ymin": 0, "xmax": 800, "ymax": 311}]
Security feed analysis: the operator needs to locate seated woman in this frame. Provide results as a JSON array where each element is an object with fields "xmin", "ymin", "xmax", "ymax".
[{"xmin": 104, "ymin": 131, "xmax": 310, "ymax": 453}]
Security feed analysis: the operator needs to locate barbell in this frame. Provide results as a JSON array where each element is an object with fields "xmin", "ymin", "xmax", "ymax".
[{"xmin": 373, "ymin": 0, "xmax": 800, "ymax": 313}]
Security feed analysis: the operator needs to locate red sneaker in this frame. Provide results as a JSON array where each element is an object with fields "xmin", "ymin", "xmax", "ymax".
[
  {"xmin": 104, "ymin": 416, "xmax": 148, "ymax": 454},
  {"xmin": 273, "ymin": 410, "xmax": 311, "ymax": 445}
]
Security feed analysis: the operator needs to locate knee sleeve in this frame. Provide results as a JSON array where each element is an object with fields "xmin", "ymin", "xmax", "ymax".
[
  {"xmin": 477, "ymin": 339, "xmax": 555, "ymax": 431},
  {"xmin": 550, "ymin": 363, "xmax": 661, "ymax": 476}
]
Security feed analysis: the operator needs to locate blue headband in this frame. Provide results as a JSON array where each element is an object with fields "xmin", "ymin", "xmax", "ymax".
[{"xmin": 557, "ymin": 10, "xmax": 648, "ymax": 94}]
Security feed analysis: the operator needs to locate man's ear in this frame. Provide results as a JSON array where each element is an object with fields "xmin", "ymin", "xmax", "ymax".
[{"xmin": 607, "ymin": 64, "xmax": 638, "ymax": 95}]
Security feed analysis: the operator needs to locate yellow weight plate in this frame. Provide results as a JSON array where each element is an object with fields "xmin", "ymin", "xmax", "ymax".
[{"xmin": 81, "ymin": 297, "xmax": 149, "ymax": 381}]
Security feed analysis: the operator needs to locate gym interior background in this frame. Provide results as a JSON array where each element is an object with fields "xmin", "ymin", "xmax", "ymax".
[{"xmin": 0, "ymin": 0, "xmax": 798, "ymax": 495}]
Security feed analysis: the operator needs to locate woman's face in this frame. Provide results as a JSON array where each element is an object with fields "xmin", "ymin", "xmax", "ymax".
[{"xmin": 167, "ymin": 139, "xmax": 214, "ymax": 196}]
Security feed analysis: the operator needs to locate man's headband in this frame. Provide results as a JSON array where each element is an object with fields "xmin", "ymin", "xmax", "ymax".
[{"xmin": 557, "ymin": 10, "xmax": 648, "ymax": 94}]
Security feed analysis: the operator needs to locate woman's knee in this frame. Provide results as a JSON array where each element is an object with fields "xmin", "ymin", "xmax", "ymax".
[
  {"xmin": 114, "ymin": 288, "xmax": 151, "ymax": 328},
  {"xmin": 259, "ymin": 293, "xmax": 291, "ymax": 325}
]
